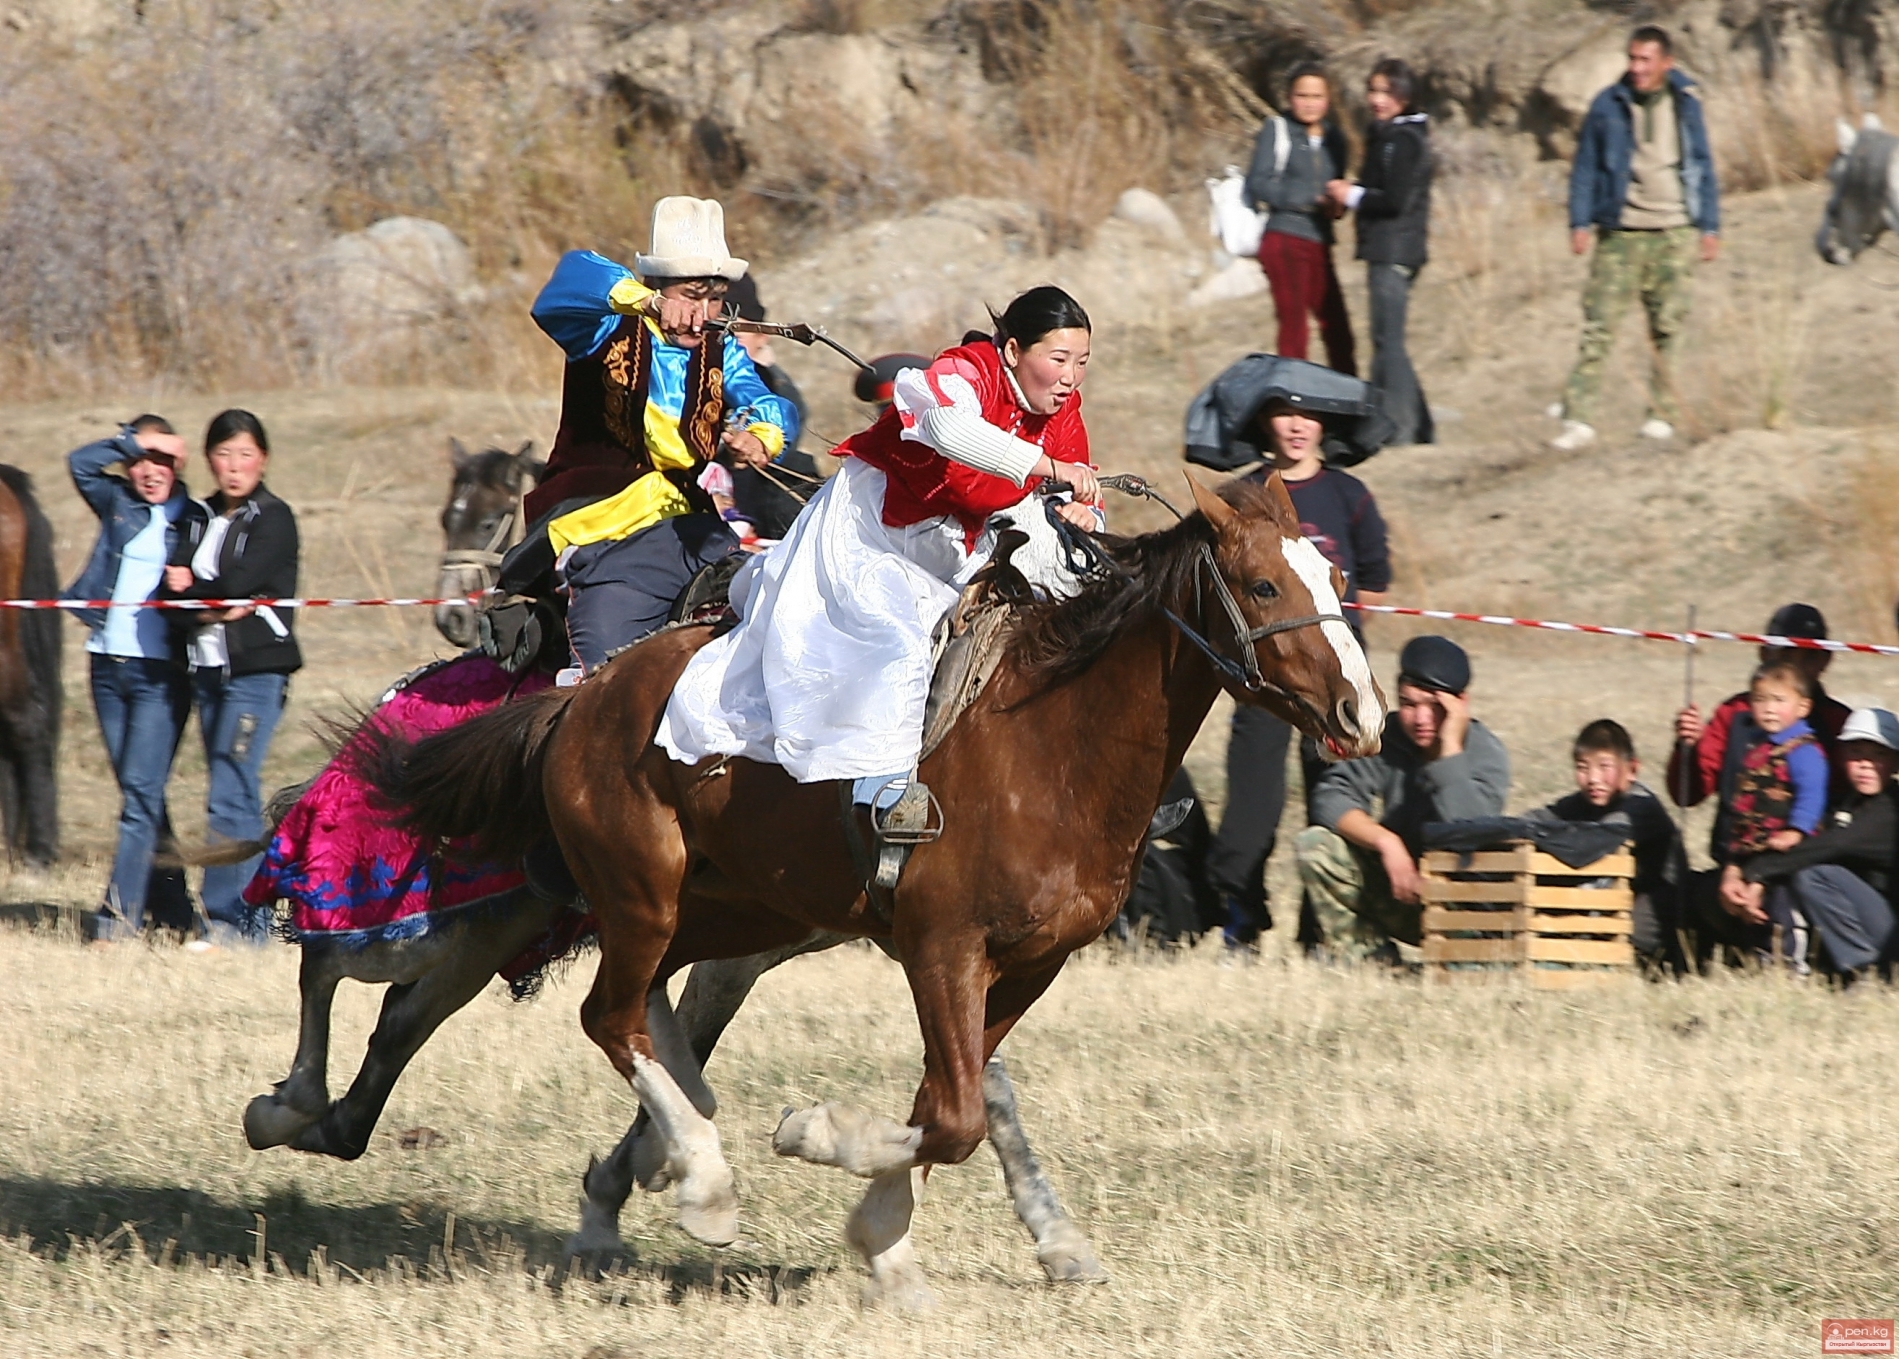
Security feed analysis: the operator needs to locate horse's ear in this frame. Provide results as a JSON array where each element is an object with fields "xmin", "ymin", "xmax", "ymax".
[
  {"xmin": 1184, "ymin": 473, "xmax": 1237, "ymax": 533},
  {"xmin": 448, "ymin": 437, "xmax": 472, "ymax": 471},
  {"xmin": 512, "ymin": 441, "xmax": 536, "ymax": 469},
  {"xmin": 1260, "ymin": 470, "xmax": 1300, "ymax": 530},
  {"xmin": 1838, "ymin": 118, "xmax": 1860, "ymax": 154}
]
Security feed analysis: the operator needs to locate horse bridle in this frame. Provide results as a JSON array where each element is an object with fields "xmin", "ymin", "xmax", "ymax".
[
  {"xmin": 437, "ymin": 484, "xmax": 527, "ymax": 605},
  {"xmin": 1048, "ymin": 475, "xmax": 1349, "ymax": 702}
]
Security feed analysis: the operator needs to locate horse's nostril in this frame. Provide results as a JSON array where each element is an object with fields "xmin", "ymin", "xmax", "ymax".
[{"xmin": 1335, "ymin": 696, "xmax": 1358, "ymax": 738}]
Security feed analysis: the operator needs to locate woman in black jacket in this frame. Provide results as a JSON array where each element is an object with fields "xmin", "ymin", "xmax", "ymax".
[
  {"xmin": 1327, "ymin": 57, "xmax": 1434, "ymax": 445},
  {"xmin": 162, "ymin": 409, "xmax": 301, "ymax": 945}
]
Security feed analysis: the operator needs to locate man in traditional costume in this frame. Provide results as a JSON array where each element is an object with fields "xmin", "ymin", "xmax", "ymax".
[
  {"xmin": 518, "ymin": 196, "xmax": 798, "ymax": 672},
  {"xmin": 658, "ymin": 285, "xmax": 1101, "ymax": 837}
]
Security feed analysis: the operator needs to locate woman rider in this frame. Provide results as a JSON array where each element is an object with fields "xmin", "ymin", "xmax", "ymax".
[{"xmin": 658, "ymin": 286, "xmax": 1102, "ymax": 834}]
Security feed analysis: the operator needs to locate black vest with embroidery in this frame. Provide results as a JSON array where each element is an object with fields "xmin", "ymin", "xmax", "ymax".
[{"xmin": 526, "ymin": 315, "xmax": 726, "ymax": 523}]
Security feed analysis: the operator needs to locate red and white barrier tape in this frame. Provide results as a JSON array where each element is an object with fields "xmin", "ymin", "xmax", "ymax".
[
  {"xmin": 9, "ymin": 596, "xmax": 477, "ymax": 610},
  {"xmin": 1343, "ymin": 602, "xmax": 1899, "ymax": 656},
  {"xmin": 1, "ymin": 593, "xmax": 1893, "ymax": 656}
]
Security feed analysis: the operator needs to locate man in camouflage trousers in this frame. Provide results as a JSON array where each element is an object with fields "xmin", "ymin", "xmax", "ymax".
[{"xmin": 1552, "ymin": 25, "xmax": 1721, "ymax": 451}]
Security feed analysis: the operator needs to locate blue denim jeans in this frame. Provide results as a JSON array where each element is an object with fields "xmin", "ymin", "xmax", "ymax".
[
  {"xmin": 194, "ymin": 669, "xmax": 287, "ymax": 945},
  {"xmin": 89, "ymin": 654, "xmax": 192, "ymax": 939}
]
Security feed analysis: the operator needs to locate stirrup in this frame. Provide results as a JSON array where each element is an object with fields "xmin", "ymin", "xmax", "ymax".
[
  {"xmin": 871, "ymin": 781, "xmax": 943, "ymax": 846},
  {"xmin": 869, "ymin": 781, "xmax": 943, "ymax": 892}
]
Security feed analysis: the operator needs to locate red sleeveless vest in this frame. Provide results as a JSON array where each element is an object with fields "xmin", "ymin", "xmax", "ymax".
[{"xmin": 838, "ymin": 340, "xmax": 1091, "ymax": 540}]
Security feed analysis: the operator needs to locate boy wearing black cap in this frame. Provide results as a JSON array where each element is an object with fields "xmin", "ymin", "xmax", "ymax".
[{"xmin": 1296, "ymin": 635, "xmax": 1511, "ymax": 960}]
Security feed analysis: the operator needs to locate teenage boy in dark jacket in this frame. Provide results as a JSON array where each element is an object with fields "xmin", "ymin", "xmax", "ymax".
[
  {"xmin": 1740, "ymin": 708, "xmax": 1897, "ymax": 978},
  {"xmin": 1204, "ymin": 377, "xmax": 1390, "ymax": 949},
  {"xmin": 1552, "ymin": 25, "xmax": 1720, "ymax": 451},
  {"xmin": 1326, "ymin": 58, "xmax": 1433, "ymax": 445}
]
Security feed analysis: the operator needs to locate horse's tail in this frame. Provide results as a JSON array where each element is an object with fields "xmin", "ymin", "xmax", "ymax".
[
  {"xmin": 0, "ymin": 467, "xmax": 63, "ymax": 739},
  {"xmin": 169, "ymin": 775, "xmax": 318, "ymax": 868},
  {"xmin": 361, "ymin": 685, "xmax": 579, "ymax": 861}
]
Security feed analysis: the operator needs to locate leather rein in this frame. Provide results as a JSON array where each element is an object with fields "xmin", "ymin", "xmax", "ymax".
[{"xmin": 1049, "ymin": 473, "xmax": 1348, "ymax": 701}]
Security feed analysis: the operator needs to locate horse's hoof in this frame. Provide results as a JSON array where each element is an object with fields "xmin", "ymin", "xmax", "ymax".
[
  {"xmin": 773, "ymin": 1102, "xmax": 921, "ymax": 1177},
  {"xmin": 565, "ymin": 1195, "xmax": 628, "ymax": 1263},
  {"xmin": 860, "ymin": 1269, "xmax": 939, "ymax": 1313},
  {"xmin": 243, "ymin": 1094, "xmax": 317, "ymax": 1150},
  {"xmin": 673, "ymin": 1160, "xmax": 739, "ymax": 1247},
  {"xmin": 1037, "ymin": 1235, "xmax": 1109, "ymax": 1285}
]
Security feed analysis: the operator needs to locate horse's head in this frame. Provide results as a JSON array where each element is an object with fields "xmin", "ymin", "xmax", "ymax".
[
  {"xmin": 436, "ymin": 438, "xmax": 542, "ymax": 647},
  {"xmin": 1186, "ymin": 473, "xmax": 1384, "ymax": 759},
  {"xmin": 1817, "ymin": 116, "xmax": 1898, "ymax": 265}
]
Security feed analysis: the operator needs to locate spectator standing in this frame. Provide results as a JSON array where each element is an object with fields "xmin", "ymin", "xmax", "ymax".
[
  {"xmin": 1552, "ymin": 25, "xmax": 1720, "ymax": 451},
  {"xmin": 1207, "ymin": 392, "xmax": 1390, "ymax": 948},
  {"xmin": 1297, "ymin": 636, "xmax": 1509, "ymax": 960},
  {"xmin": 162, "ymin": 410, "xmax": 301, "ymax": 946},
  {"xmin": 1245, "ymin": 63, "xmax": 1357, "ymax": 374},
  {"xmin": 66, "ymin": 416, "xmax": 208, "ymax": 941},
  {"xmin": 1326, "ymin": 57, "xmax": 1434, "ymax": 445},
  {"xmin": 1741, "ymin": 708, "xmax": 1897, "ymax": 980}
]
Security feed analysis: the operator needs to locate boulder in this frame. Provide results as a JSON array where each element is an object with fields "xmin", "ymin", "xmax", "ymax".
[{"xmin": 301, "ymin": 217, "xmax": 481, "ymax": 379}]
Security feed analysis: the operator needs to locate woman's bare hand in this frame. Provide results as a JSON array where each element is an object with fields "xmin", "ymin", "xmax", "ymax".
[{"xmin": 1041, "ymin": 458, "xmax": 1100, "ymax": 505}]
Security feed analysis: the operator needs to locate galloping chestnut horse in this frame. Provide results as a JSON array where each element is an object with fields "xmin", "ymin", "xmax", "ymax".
[{"xmin": 375, "ymin": 473, "xmax": 1383, "ymax": 1309}]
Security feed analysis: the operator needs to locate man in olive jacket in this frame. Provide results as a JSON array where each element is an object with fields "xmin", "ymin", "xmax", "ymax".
[
  {"xmin": 1552, "ymin": 24, "xmax": 1721, "ymax": 451},
  {"xmin": 1296, "ymin": 636, "xmax": 1511, "ymax": 959}
]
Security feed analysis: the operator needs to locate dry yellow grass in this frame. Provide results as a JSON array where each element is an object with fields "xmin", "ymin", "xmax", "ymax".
[{"xmin": 0, "ymin": 929, "xmax": 1892, "ymax": 1358}]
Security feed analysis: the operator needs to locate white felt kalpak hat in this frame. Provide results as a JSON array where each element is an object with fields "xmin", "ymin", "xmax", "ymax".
[{"xmin": 635, "ymin": 196, "xmax": 748, "ymax": 281}]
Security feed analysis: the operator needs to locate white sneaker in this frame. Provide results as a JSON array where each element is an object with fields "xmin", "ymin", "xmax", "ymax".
[
  {"xmin": 1544, "ymin": 402, "xmax": 1564, "ymax": 420},
  {"xmin": 1549, "ymin": 420, "xmax": 1597, "ymax": 451},
  {"xmin": 1638, "ymin": 418, "xmax": 1674, "ymax": 440}
]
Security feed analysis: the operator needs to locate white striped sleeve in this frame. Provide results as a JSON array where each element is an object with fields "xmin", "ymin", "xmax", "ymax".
[{"xmin": 892, "ymin": 368, "xmax": 1044, "ymax": 486}]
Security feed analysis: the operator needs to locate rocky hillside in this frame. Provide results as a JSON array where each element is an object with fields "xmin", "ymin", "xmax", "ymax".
[{"xmin": 0, "ymin": 0, "xmax": 1889, "ymax": 393}]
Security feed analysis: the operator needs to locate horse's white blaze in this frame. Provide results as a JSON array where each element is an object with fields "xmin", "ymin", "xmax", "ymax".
[
  {"xmin": 1279, "ymin": 534, "xmax": 1382, "ymax": 738},
  {"xmin": 629, "ymin": 1052, "xmax": 738, "ymax": 1245}
]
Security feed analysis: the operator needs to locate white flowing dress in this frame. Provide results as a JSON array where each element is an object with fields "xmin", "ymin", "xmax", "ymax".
[{"xmin": 656, "ymin": 457, "xmax": 1080, "ymax": 782}]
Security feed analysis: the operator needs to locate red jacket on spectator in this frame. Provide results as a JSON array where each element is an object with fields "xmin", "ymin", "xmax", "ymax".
[{"xmin": 1665, "ymin": 685, "xmax": 1852, "ymax": 809}]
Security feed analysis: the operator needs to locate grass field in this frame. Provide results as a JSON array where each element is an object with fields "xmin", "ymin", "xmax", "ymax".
[{"xmin": 0, "ymin": 929, "xmax": 1893, "ymax": 1358}]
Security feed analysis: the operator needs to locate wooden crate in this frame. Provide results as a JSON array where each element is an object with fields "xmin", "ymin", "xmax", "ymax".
[{"xmin": 1420, "ymin": 840, "xmax": 1635, "ymax": 988}]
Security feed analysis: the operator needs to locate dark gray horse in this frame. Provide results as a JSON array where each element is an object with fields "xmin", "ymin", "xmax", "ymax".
[
  {"xmin": 1817, "ymin": 116, "xmax": 1898, "ymax": 265},
  {"xmin": 434, "ymin": 440, "xmax": 539, "ymax": 647}
]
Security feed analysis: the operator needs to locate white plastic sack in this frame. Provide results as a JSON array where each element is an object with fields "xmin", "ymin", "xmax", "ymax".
[{"xmin": 1206, "ymin": 166, "xmax": 1265, "ymax": 260}]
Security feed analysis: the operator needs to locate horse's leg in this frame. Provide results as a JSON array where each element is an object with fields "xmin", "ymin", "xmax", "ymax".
[
  {"xmin": 288, "ymin": 889, "xmax": 560, "ymax": 1160},
  {"xmin": 575, "ymin": 833, "xmax": 739, "ymax": 1248},
  {"xmin": 983, "ymin": 1054, "xmax": 1107, "ymax": 1283},
  {"xmin": 572, "ymin": 931, "xmax": 850, "ymax": 1258},
  {"xmin": 774, "ymin": 939, "xmax": 1021, "ymax": 1310},
  {"xmin": 18, "ymin": 718, "xmax": 58, "ymax": 867},
  {"xmin": 243, "ymin": 944, "xmax": 346, "ymax": 1148}
]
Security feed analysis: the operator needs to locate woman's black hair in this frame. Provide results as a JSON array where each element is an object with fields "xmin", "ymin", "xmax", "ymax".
[
  {"xmin": 204, "ymin": 408, "xmax": 270, "ymax": 456},
  {"xmin": 1284, "ymin": 61, "xmax": 1332, "ymax": 107},
  {"xmin": 1368, "ymin": 57, "xmax": 1418, "ymax": 114},
  {"xmin": 990, "ymin": 286, "xmax": 1091, "ymax": 349}
]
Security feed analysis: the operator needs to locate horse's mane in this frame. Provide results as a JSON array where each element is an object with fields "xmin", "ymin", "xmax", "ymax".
[{"xmin": 1009, "ymin": 477, "xmax": 1283, "ymax": 685}]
